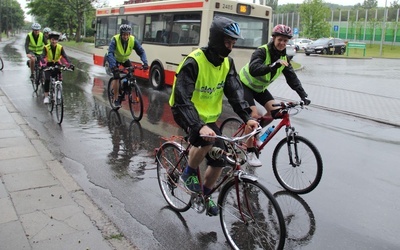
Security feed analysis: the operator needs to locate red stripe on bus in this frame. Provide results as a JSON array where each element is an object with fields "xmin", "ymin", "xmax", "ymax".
[{"xmin": 98, "ymin": 2, "xmax": 204, "ymax": 15}]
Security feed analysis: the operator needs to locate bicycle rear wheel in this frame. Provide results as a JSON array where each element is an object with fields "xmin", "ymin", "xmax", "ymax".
[
  {"xmin": 219, "ymin": 178, "xmax": 286, "ymax": 250},
  {"xmin": 0, "ymin": 56, "xmax": 4, "ymax": 70},
  {"xmin": 55, "ymin": 84, "xmax": 64, "ymax": 124},
  {"xmin": 219, "ymin": 117, "xmax": 246, "ymax": 165},
  {"xmin": 107, "ymin": 78, "xmax": 120, "ymax": 110},
  {"xmin": 272, "ymin": 135, "xmax": 323, "ymax": 194},
  {"xmin": 47, "ymin": 91, "xmax": 54, "ymax": 112},
  {"xmin": 156, "ymin": 142, "xmax": 191, "ymax": 212},
  {"xmin": 128, "ymin": 81, "xmax": 143, "ymax": 121}
]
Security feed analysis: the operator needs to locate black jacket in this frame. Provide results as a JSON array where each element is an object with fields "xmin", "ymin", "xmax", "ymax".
[
  {"xmin": 171, "ymin": 47, "xmax": 251, "ymax": 133},
  {"xmin": 248, "ymin": 42, "xmax": 308, "ymax": 99}
]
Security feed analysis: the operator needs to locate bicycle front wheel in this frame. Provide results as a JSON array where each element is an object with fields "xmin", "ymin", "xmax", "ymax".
[
  {"xmin": 55, "ymin": 84, "xmax": 64, "ymax": 124},
  {"xmin": 107, "ymin": 78, "xmax": 119, "ymax": 110},
  {"xmin": 156, "ymin": 142, "xmax": 191, "ymax": 212},
  {"xmin": 219, "ymin": 178, "xmax": 286, "ymax": 250},
  {"xmin": 0, "ymin": 56, "xmax": 4, "ymax": 70},
  {"xmin": 272, "ymin": 135, "xmax": 323, "ymax": 194},
  {"xmin": 128, "ymin": 82, "xmax": 143, "ymax": 121}
]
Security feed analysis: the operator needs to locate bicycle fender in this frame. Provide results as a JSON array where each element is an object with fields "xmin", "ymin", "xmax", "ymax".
[
  {"xmin": 155, "ymin": 141, "xmax": 185, "ymax": 163},
  {"xmin": 235, "ymin": 172, "xmax": 258, "ymax": 182}
]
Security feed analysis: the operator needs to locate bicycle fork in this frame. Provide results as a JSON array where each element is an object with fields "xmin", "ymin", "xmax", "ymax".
[{"xmin": 286, "ymin": 128, "xmax": 301, "ymax": 167}]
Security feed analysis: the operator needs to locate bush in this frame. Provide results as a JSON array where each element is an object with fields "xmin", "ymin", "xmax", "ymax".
[{"xmin": 82, "ymin": 36, "xmax": 94, "ymax": 43}]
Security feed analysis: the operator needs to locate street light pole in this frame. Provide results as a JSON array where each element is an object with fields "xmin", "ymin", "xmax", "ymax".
[{"xmin": 380, "ymin": 0, "xmax": 388, "ymax": 56}]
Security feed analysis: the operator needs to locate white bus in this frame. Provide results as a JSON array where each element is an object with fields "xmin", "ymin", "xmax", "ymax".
[{"xmin": 93, "ymin": 0, "xmax": 272, "ymax": 89}]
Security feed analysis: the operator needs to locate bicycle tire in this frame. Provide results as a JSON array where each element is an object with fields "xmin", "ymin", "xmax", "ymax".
[
  {"xmin": 0, "ymin": 56, "xmax": 4, "ymax": 70},
  {"xmin": 107, "ymin": 78, "xmax": 120, "ymax": 110},
  {"xmin": 219, "ymin": 117, "xmax": 247, "ymax": 165},
  {"xmin": 55, "ymin": 84, "xmax": 64, "ymax": 124},
  {"xmin": 156, "ymin": 142, "xmax": 191, "ymax": 212},
  {"xmin": 128, "ymin": 81, "xmax": 144, "ymax": 121},
  {"xmin": 272, "ymin": 135, "xmax": 323, "ymax": 194},
  {"xmin": 273, "ymin": 191, "xmax": 316, "ymax": 244},
  {"xmin": 219, "ymin": 178, "xmax": 286, "ymax": 250}
]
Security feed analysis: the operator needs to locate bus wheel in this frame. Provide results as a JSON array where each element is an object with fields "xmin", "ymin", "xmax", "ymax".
[{"xmin": 150, "ymin": 64, "xmax": 164, "ymax": 90}]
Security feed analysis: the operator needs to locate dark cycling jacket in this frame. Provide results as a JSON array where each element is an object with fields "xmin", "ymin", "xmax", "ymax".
[
  {"xmin": 171, "ymin": 47, "xmax": 252, "ymax": 134},
  {"xmin": 247, "ymin": 41, "xmax": 308, "ymax": 99}
]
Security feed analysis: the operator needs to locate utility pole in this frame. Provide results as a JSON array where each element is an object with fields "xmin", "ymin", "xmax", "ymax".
[
  {"xmin": 0, "ymin": 0, "xmax": 2, "ymax": 41},
  {"xmin": 380, "ymin": 0, "xmax": 388, "ymax": 56}
]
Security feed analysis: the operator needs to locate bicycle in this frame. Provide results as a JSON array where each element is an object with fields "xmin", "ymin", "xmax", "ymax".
[
  {"xmin": 30, "ymin": 55, "xmax": 45, "ymax": 93},
  {"xmin": 0, "ymin": 55, "xmax": 4, "ymax": 70},
  {"xmin": 107, "ymin": 66, "xmax": 144, "ymax": 121},
  {"xmin": 44, "ymin": 64, "xmax": 73, "ymax": 124},
  {"xmin": 219, "ymin": 101, "xmax": 323, "ymax": 194},
  {"xmin": 155, "ymin": 127, "xmax": 286, "ymax": 250}
]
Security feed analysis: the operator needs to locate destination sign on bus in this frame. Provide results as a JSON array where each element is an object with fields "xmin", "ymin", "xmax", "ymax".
[{"xmin": 237, "ymin": 3, "xmax": 251, "ymax": 15}]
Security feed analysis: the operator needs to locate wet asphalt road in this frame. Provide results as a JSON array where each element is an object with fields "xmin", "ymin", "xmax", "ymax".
[{"xmin": 1, "ymin": 35, "xmax": 399, "ymax": 250}]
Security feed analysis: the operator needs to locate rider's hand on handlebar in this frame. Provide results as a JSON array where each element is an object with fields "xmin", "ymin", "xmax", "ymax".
[
  {"xmin": 112, "ymin": 67, "xmax": 120, "ymax": 79},
  {"xmin": 199, "ymin": 125, "xmax": 216, "ymax": 142},
  {"xmin": 302, "ymin": 97, "xmax": 311, "ymax": 106},
  {"xmin": 246, "ymin": 119, "xmax": 259, "ymax": 131}
]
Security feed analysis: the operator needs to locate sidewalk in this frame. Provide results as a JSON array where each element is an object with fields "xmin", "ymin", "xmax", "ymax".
[{"xmin": 0, "ymin": 89, "xmax": 137, "ymax": 249}]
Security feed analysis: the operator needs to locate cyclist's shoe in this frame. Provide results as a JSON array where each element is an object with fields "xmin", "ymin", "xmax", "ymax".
[
  {"xmin": 180, "ymin": 171, "xmax": 201, "ymax": 193},
  {"xmin": 30, "ymin": 73, "xmax": 34, "ymax": 80},
  {"xmin": 114, "ymin": 99, "xmax": 121, "ymax": 108},
  {"xmin": 43, "ymin": 96, "xmax": 50, "ymax": 104},
  {"xmin": 247, "ymin": 152, "xmax": 262, "ymax": 167},
  {"xmin": 205, "ymin": 196, "xmax": 219, "ymax": 216}
]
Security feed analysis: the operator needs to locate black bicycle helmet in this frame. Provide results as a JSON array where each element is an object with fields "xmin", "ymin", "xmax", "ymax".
[
  {"xmin": 120, "ymin": 24, "xmax": 132, "ymax": 34},
  {"xmin": 272, "ymin": 24, "xmax": 293, "ymax": 39},
  {"xmin": 208, "ymin": 16, "xmax": 242, "ymax": 57}
]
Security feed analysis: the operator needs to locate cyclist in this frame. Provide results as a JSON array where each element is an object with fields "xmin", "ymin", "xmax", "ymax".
[
  {"xmin": 169, "ymin": 16, "xmax": 259, "ymax": 216},
  {"xmin": 239, "ymin": 24, "xmax": 311, "ymax": 167},
  {"xmin": 25, "ymin": 23, "xmax": 47, "ymax": 80},
  {"xmin": 40, "ymin": 32, "xmax": 74, "ymax": 104},
  {"xmin": 106, "ymin": 24, "xmax": 149, "ymax": 108},
  {"xmin": 43, "ymin": 27, "xmax": 51, "ymax": 41}
]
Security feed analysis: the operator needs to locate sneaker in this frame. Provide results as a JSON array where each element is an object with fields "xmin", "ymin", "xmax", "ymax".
[
  {"xmin": 43, "ymin": 96, "xmax": 50, "ymax": 104},
  {"xmin": 205, "ymin": 197, "xmax": 219, "ymax": 216},
  {"xmin": 247, "ymin": 152, "xmax": 262, "ymax": 167},
  {"xmin": 114, "ymin": 99, "xmax": 121, "ymax": 108},
  {"xmin": 180, "ymin": 171, "xmax": 201, "ymax": 193},
  {"xmin": 30, "ymin": 73, "xmax": 34, "ymax": 80}
]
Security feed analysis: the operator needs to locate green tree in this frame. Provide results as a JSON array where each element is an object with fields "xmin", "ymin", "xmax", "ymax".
[
  {"xmin": 362, "ymin": 0, "xmax": 378, "ymax": 9},
  {"xmin": 0, "ymin": 0, "xmax": 25, "ymax": 37},
  {"xmin": 299, "ymin": 0, "xmax": 331, "ymax": 38}
]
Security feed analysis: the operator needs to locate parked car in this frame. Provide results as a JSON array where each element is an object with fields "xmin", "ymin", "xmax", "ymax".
[
  {"xmin": 60, "ymin": 33, "xmax": 68, "ymax": 41},
  {"xmin": 304, "ymin": 38, "xmax": 346, "ymax": 56},
  {"xmin": 286, "ymin": 39, "xmax": 296, "ymax": 59},
  {"xmin": 293, "ymin": 38, "xmax": 313, "ymax": 51}
]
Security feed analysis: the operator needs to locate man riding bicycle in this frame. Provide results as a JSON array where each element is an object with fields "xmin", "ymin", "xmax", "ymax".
[
  {"xmin": 106, "ymin": 24, "xmax": 149, "ymax": 108},
  {"xmin": 25, "ymin": 23, "xmax": 47, "ymax": 80},
  {"xmin": 169, "ymin": 16, "xmax": 258, "ymax": 216},
  {"xmin": 239, "ymin": 24, "xmax": 311, "ymax": 167}
]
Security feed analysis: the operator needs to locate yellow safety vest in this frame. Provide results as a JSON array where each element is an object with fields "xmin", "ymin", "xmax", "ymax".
[
  {"xmin": 28, "ymin": 32, "xmax": 45, "ymax": 55},
  {"xmin": 169, "ymin": 49, "xmax": 230, "ymax": 123},
  {"xmin": 45, "ymin": 44, "xmax": 62, "ymax": 63},
  {"xmin": 240, "ymin": 44, "xmax": 286, "ymax": 93},
  {"xmin": 113, "ymin": 34, "xmax": 135, "ymax": 62}
]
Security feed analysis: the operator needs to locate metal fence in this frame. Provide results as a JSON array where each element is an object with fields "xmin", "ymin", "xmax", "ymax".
[{"xmin": 273, "ymin": 8, "xmax": 400, "ymax": 44}]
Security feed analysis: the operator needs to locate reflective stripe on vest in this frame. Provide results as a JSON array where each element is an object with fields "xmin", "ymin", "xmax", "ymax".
[
  {"xmin": 28, "ymin": 32, "xmax": 45, "ymax": 55},
  {"xmin": 113, "ymin": 34, "xmax": 135, "ymax": 62},
  {"xmin": 239, "ymin": 44, "xmax": 286, "ymax": 93},
  {"xmin": 45, "ymin": 44, "xmax": 62, "ymax": 63},
  {"xmin": 169, "ymin": 49, "xmax": 230, "ymax": 123}
]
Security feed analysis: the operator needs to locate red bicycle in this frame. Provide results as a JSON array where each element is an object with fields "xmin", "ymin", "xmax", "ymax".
[{"xmin": 219, "ymin": 101, "xmax": 323, "ymax": 194}]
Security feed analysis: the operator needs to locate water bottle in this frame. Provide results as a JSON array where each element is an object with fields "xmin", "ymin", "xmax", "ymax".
[
  {"xmin": 121, "ymin": 78, "xmax": 128, "ymax": 87},
  {"xmin": 258, "ymin": 126, "xmax": 275, "ymax": 143}
]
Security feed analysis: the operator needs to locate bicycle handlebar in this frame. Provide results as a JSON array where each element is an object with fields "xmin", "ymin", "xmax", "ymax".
[
  {"xmin": 272, "ymin": 101, "xmax": 304, "ymax": 109},
  {"xmin": 43, "ymin": 65, "xmax": 73, "ymax": 72},
  {"xmin": 201, "ymin": 126, "xmax": 262, "ymax": 143}
]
